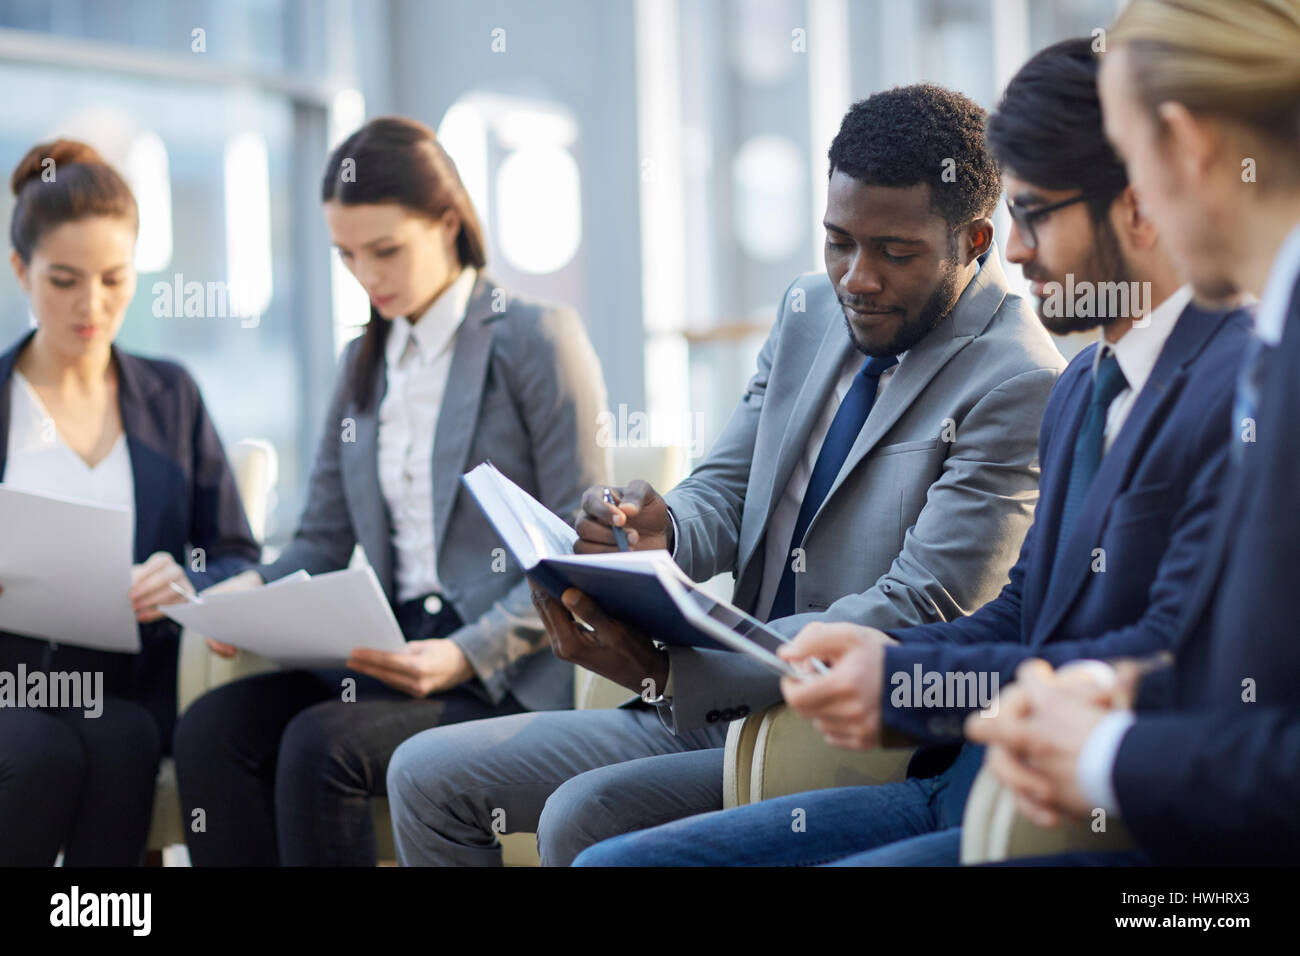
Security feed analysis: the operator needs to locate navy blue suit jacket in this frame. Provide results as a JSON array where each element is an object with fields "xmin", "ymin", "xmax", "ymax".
[
  {"xmin": 1113, "ymin": 276, "xmax": 1300, "ymax": 864},
  {"xmin": 0, "ymin": 331, "xmax": 260, "ymax": 747},
  {"xmin": 880, "ymin": 301, "xmax": 1254, "ymax": 744}
]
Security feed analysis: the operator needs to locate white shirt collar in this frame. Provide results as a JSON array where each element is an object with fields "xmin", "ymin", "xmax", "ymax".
[
  {"xmin": 1092, "ymin": 284, "xmax": 1192, "ymax": 394},
  {"xmin": 1255, "ymin": 221, "xmax": 1300, "ymax": 345},
  {"xmin": 385, "ymin": 267, "xmax": 479, "ymax": 365}
]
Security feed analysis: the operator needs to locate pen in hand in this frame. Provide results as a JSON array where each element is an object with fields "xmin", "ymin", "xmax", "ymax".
[
  {"xmin": 602, "ymin": 487, "xmax": 631, "ymax": 552},
  {"xmin": 168, "ymin": 579, "xmax": 201, "ymax": 602}
]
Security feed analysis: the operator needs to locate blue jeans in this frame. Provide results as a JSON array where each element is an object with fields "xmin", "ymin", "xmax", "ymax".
[{"xmin": 573, "ymin": 744, "xmax": 984, "ymax": 866}]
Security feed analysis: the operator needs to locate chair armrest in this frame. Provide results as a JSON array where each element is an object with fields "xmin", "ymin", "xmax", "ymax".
[
  {"xmin": 959, "ymin": 764, "xmax": 1135, "ymax": 863},
  {"xmin": 722, "ymin": 705, "xmax": 766, "ymax": 808},
  {"xmin": 723, "ymin": 703, "xmax": 917, "ymax": 808}
]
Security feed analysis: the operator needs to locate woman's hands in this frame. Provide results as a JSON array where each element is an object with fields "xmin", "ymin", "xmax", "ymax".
[
  {"xmin": 197, "ymin": 568, "xmax": 265, "ymax": 658},
  {"xmin": 346, "ymin": 639, "xmax": 474, "ymax": 698},
  {"xmin": 129, "ymin": 551, "xmax": 191, "ymax": 623}
]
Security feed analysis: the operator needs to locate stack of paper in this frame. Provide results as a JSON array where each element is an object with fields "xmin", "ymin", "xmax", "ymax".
[{"xmin": 164, "ymin": 566, "xmax": 406, "ymax": 667}]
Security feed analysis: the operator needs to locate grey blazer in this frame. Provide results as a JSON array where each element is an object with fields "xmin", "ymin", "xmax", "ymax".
[
  {"xmin": 262, "ymin": 273, "xmax": 611, "ymax": 711},
  {"xmin": 660, "ymin": 246, "xmax": 1067, "ymax": 731}
]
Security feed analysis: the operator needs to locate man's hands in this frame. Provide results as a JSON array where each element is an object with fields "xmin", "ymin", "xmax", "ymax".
[
  {"xmin": 130, "ymin": 551, "xmax": 191, "ymax": 623},
  {"xmin": 531, "ymin": 583, "xmax": 669, "ymax": 698},
  {"xmin": 197, "ymin": 569, "xmax": 265, "ymax": 658},
  {"xmin": 575, "ymin": 480, "xmax": 673, "ymax": 554},
  {"xmin": 777, "ymin": 622, "xmax": 893, "ymax": 750},
  {"xmin": 347, "ymin": 639, "xmax": 475, "ymax": 698},
  {"xmin": 965, "ymin": 659, "xmax": 1135, "ymax": 826}
]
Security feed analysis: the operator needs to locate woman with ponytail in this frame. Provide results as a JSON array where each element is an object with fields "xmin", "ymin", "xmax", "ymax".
[
  {"xmin": 174, "ymin": 116, "xmax": 610, "ymax": 866},
  {"xmin": 0, "ymin": 140, "xmax": 259, "ymax": 865}
]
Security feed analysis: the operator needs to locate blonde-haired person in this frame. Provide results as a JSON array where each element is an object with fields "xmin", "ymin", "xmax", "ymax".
[
  {"xmin": 0, "ymin": 140, "xmax": 260, "ymax": 865},
  {"xmin": 969, "ymin": 0, "xmax": 1300, "ymax": 864}
]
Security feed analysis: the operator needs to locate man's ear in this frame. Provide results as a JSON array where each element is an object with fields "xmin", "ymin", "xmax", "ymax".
[
  {"xmin": 1114, "ymin": 185, "xmax": 1160, "ymax": 251},
  {"xmin": 961, "ymin": 218, "xmax": 994, "ymax": 264},
  {"xmin": 9, "ymin": 249, "xmax": 30, "ymax": 295},
  {"xmin": 1157, "ymin": 101, "xmax": 1220, "ymax": 187}
]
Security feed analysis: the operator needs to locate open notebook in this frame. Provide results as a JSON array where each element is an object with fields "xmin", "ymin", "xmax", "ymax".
[{"xmin": 462, "ymin": 462, "xmax": 800, "ymax": 677}]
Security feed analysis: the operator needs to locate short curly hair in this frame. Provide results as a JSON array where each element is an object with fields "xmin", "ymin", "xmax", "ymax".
[{"xmin": 828, "ymin": 84, "xmax": 1002, "ymax": 233}]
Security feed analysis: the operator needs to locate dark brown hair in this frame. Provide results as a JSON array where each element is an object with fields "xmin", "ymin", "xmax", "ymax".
[
  {"xmin": 10, "ymin": 139, "xmax": 139, "ymax": 264},
  {"xmin": 321, "ymin": 116, "xmax": 488, "ymax": 409}
]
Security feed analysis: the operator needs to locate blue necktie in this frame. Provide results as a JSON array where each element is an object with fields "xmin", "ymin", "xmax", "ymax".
[
  {"xmin": 1232, "ymin": 335, "xmax": 1265, "ymax": 464},
  {"xmin": 1050, "ymin": 351, "xmax": 1127, "ymax": 584},
  {"xmin": 768, "ymin": 354, "xmax": 897, "ymax": 619}
]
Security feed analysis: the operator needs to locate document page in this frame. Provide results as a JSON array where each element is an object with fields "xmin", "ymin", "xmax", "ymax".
[
  {"xmin": 0, "ymin": 485, "xmax": 139, "ymax": 652},
  {"xmin": 165, "ymin": 566, "xmax": 406, "ymax": 667}
]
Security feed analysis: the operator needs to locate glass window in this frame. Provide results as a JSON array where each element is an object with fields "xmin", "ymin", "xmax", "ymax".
[
  {"xmin": 0, "ymin": 0, "xmax": 304, "ymax": 74},
  {"xmin": 0, "ymin": 61, "xmax": 310, "ymax": 544}
]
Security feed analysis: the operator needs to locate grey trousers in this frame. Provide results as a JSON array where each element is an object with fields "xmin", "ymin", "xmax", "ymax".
[{"xmin": 386, "ymin": 704, "xmax": 730, "ymax": 866}]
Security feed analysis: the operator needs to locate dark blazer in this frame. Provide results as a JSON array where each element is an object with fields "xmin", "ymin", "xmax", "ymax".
[
  {"xmin": 0, "ymin": 331, "xmax": 260, "ymax": 748},
  {"xmin": 880, "ymin": 300, "xmax": 1255, "ymax": 743},
  {"xmin": 1113, "ymin": 275, "xmax": 1300, "ymax": 864},
  {"xmin": 259, "ymin": 273, "xmax": 611, "ymax": 711}
]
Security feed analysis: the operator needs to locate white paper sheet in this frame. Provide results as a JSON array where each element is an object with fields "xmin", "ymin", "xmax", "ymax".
[
  {"xmin": 163, "ymin": 565, "xmax": 407, "ymax": 667},
  {"xmin": 0, "ymin": 485, "xmax": 139, "ymax": 652}
]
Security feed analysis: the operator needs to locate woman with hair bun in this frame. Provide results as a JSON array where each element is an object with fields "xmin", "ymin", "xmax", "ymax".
[{"xmin": 0, "ymin": 139, "xmax": 260, "ymax": 866}]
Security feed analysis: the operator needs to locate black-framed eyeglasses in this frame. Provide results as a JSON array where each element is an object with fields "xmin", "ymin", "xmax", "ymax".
[{"xmin": 1006, "ymin": 194, "xmax": 1090, "ymax": 250}]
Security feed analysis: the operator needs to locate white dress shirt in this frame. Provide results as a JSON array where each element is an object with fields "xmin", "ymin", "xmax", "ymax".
[
  {"xmin": 3, "ymin": 369, "xmax": 135, "ymax": 512},
  {"xmin": 1094, "ymin": 284, "xmax": 1191, "ymax": 455},
  {"xmin": 377, "ymin": 266, "xmax": 478, "ymax": 603},
  {"xmin": 1254, "ymin": 221, "xmax": 1300, "ymax": 345}
]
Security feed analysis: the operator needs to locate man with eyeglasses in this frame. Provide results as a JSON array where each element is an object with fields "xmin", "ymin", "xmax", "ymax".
[{"xmin": 572, "ymin": 36, "xmax": 1255, "ymax": 867}]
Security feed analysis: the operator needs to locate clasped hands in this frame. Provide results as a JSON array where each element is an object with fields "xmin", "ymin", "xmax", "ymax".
[{"xmin": 965, "ymin": 657, "xmax": 1142, "ymax": 826}]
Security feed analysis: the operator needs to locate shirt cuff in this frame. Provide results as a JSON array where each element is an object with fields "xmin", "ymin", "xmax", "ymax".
[{"xmin": 1075, "ymin": 710, "xmax": 1137, "ymax": 819}]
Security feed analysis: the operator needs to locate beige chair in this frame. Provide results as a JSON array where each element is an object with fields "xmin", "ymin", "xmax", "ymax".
[
  {"xmin": 723, "ymin": 706, "xmax": 1138, "ymax": 863},
  {"xmin": 723, "ymin": 703, "xmax": 916, "ymax": 807},
  {"xmin": 147, "ymin": 439, "xmax": 279, "ymax": 856},
  {"xmin": 959, "ymin": 763, "xmax": 1135, "ymax": 864}
]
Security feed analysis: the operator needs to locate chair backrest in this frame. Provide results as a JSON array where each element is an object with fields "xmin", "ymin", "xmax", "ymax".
[
  {"xmin": 175, "ymin": 438, "xmax": 278, "ymax": 715},
  {"xmin": 227, "ymin": 439, "xmax": 277, "ymax": 543},
  {"xmin": 573, "ymin": 667, "xmax": 633, "ymax": 710},
  {"xmin": 609, "ymin": 444, "xmax": 688, "ymax": 493},
  {"xmin": 960, "ymin": 763, "xmax": 1136, "ymax": 863}
]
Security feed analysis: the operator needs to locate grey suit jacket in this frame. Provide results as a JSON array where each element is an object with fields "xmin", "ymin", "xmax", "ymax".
[
  {"xmin": 660, "ymin": 246, "xmax": 1066, "ymax": 731},
  {"xmin": 262, "ymin": 273, "xmax": 611, "ymax": 711}
]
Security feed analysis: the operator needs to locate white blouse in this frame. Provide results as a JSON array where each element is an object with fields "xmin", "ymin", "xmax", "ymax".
[
  {"xmin": 4, "ymin": 370, "xmax": 135, "ymax": 515},
  {"xmin": 377, "ymin": 267, "xmax": 478, "ymax": 603}
]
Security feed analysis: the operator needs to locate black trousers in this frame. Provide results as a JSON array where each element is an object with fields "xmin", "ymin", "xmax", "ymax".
[
  {"xmin": 0, "ymin": 632, "xmax": 164, "ymax": 867},
  {"xmin": 173, "ymin": 597, "xmax": 528, "ymax": 866},
  {"xmin": 0, "ymin": 698, "xmax": 161, "ymax": 866}
]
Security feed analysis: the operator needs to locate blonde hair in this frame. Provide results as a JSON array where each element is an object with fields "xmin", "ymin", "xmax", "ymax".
[{"xmin": 1110, "ymin": 0, "xmax": 1300, "ymax": 151}]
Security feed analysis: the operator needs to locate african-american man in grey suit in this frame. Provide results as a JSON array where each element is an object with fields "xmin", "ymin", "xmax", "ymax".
[{"xmin": 387, "ymin": 85, "xmax": 1067, "ymax": 866}]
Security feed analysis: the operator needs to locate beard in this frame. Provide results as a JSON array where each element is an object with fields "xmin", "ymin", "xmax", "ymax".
[
  {"xmin": 847, "ymin": 255, "xmax": 965, "ymax": 358},
  {"xmin": 1031, "ymin": 219, "xmax": 1137, "ymax": 335}
]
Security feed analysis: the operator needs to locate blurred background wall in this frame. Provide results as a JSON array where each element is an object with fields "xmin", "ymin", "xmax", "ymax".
[{"xmin": 0, "ymin": 0, "xmax": 1122, "ymax": 553}]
